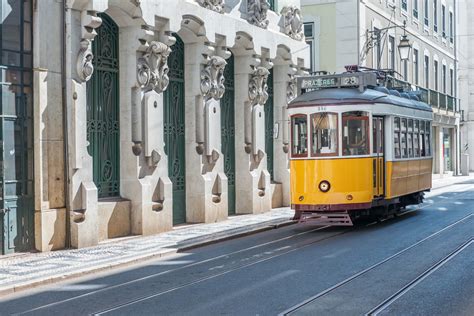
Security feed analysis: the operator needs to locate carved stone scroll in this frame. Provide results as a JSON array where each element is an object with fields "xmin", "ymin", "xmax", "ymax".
[
  {"xmin": 76, "ymin": 11, "xmax": 102, "ymax": 82},
  {"xmin": 200, "ymin": 56, "xmax": 227, "ymax": 101},
  {"xmin": 137, "ymin": 41, "xmax": 172, "ymax": 93},
  {"xmin": 249, "ymin": 66, "xmax": 270, "ymax": 106}
]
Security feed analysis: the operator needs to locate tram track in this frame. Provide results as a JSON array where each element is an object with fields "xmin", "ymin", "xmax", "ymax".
[
  {"xmin": 11, "ymin": 185, "xmax": 473, "ymax": 315},
  {"xmin": 280, "ymin": 213, "xmax": 473, "ymax": 315},
  {"xmin": 12, "ymin": 225, "xmax": 346, "ymax": 315},
  {"xmin": 367, "ymin": 238, "xmax": 474, "ymax": 316}
]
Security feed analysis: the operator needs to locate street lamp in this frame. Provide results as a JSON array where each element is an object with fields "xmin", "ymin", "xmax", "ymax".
[{"xmin": 360, "ymin": 20, "xmax": 412, "ymax": 68}]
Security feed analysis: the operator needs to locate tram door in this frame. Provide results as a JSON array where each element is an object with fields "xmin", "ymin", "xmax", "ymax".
[{"xmin": 373, "ymin": 117, "xmax": 385, "ymax": 197}]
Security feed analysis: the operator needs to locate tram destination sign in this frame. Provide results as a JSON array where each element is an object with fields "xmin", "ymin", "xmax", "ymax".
[{"xmin": 300, "ymin": 75, "xmax": 360, "ymax": 89}]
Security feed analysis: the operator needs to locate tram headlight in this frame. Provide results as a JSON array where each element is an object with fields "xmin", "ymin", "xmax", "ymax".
[{"xmin": 319, "ymin": 180, "xmax": 331, "ymax": 193}]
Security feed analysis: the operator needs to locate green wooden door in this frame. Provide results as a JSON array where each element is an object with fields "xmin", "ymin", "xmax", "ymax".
[
  {"xmin": 221, "ymin": 55, "xmax": 236, "ymax": 215},
  {"xmin": 164, "ymin": 35, "xmax": 186, "ymax": 225},
  {"xmin": 87, "ymin": 14, "xmax": 120, "ymax": 198},
  {"xmin": 265, "ymin": 69, "xmax": 274, "ymax": 180},
  {"xmin": 1, "ymin": 0, "xmax": 35, "ymax": 254}
]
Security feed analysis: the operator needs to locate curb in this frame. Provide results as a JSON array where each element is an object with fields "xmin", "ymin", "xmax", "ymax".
[{"xmin": 0, "ymin": 217, "xmax": 295, "ymax": 297}]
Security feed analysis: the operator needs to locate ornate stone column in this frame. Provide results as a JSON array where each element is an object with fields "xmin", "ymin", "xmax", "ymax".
[
  {"xmin": 69, "ymin": 9, "xmax": 102, "ymax": 248},
  {"xmin": 185, "ymin": 40, "xmax": 231, "ymax": 223},
  {"xmin": 124, "ymin": 25, "xmax": 176, "ymax": 235},
  {"xmin": 234, "ymin": 53, "xmax": 272, "ymax": 214},
  {"xmin": 272, "ymin": 63, "xmax": 297, "ymax": 207}
]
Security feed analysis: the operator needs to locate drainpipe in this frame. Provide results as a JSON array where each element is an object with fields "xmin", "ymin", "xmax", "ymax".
[{"xmin": 61, "ymin": 0, "xmax": 71, "ymax": 248}]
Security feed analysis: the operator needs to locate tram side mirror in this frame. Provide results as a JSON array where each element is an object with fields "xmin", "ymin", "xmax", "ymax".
[{"xmin": 273, "ymin": 122, "xmax": 280, "ymax": 139}]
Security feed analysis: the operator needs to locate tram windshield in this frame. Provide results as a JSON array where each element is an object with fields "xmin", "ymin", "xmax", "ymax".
[
  {"xmin": 342, "ymin": 111, "xmax": 369, "ymax": 156},
  {"xmin": 311, "ymin": 113, "xmax": 338, "ymax": 156}
]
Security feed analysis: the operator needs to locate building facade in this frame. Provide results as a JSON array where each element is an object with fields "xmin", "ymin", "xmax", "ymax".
[
  {"xmin": 0, "ymin": 0, "xmax": 308, "ymax": 254},
  {"xmin": 302, "ymin": 0, "xmax": 461, "ymax": 177},
  {"xmin": 458, "ymin": 0, "xmax": 474, "ymax": 172}
]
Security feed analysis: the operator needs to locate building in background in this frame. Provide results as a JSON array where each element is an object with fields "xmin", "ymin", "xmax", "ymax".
[
  {"xmin": 458, "ymin": 0, "xmax": 474, "ymax": 172},
  {"xmin": 301, "ymin": 0, "xmax": 461, "ymax": 178},
  {"xmin": 0, "ymin": 0, "xmax": 308, "ymax": 255}
]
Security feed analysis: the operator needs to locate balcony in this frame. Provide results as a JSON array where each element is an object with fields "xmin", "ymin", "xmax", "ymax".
[
  {"xmin": 447, "ymin": 95, "xmax": 455, "ymax": 112},
  {"xmin": 415, "ymin": 86, "xmax": 458, "ymax": 114}
]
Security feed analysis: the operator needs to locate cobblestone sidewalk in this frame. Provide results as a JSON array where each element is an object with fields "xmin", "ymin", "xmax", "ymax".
[
  {"xmin": 0, "ymin": 207, "xmax": 293, "ymax": 296},
  {"xmin": 1, "ymin": 174, "xmax": 473, "ymax": 296}
]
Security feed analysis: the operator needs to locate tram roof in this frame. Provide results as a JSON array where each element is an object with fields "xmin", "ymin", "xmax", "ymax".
[{"xmin": 288, "ymin": 87, "xmax": 433, "ymax": 112}]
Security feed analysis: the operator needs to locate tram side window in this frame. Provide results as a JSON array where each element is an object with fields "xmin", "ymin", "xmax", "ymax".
[
  {"xmin": 291, "ymin": 115, "xmax": 308, "ymax": 157},
  {"xmin": 408, "ymin": 119, "xmax": 414, "ymax": 158},
  {"xmin": 414, "ymin": 120, "xmax": 420, "ymax": 157},
  {"xmin": 394, "ymin": 117, "xmax": 401, "ymax": 159},
  {"xmin": 425, "ymin": 121, "xmax": 431, "ymax": 156},
  {"xmin": 342, "ymin": 112, "xmax": 369, "ymax": 156},
  {"xmin": 311, "ymin": 113, "xmax": 338, "ymax": 156},
  {"xmin": 420, "ymin": 121, "xmax": 426, "ymax": 156},
  {"xmin": 401, "ymin": 118, "xmax": 408, "ymax": 158}
]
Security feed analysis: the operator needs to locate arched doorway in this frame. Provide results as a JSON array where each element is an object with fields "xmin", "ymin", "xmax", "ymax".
[
  {"xmin": 87, "ymin": 13, "xmax": 120, "ymax": 198},
  {"xmin": 221, "ymin": 54, "xmax": 236, "ymax": 215},
  {"xmin": 164, "ymin": 35, "xmax": 186, "ymax": 225}
]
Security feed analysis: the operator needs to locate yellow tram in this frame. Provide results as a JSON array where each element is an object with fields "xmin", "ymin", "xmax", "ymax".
[{"xmin": 288, "ymin": 69, "xmax": 433, "ymax": 225}]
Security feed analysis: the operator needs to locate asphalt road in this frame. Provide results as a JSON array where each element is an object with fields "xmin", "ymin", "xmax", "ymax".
[{"xmin": 1, "ymin": 181, "xmax": 473, "ymax": 316}]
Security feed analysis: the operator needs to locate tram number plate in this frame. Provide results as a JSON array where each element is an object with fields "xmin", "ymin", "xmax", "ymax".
[
  {"xmin": 315, "ymin": 106, "xmax": 327, "ymax": 112},
  {"xmin": 342, "ymin": 76, "xmax": 359, "ymax": 86}
]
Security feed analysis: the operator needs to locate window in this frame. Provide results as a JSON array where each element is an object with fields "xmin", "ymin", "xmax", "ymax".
[
  {"xmin": 304, "ymin": 23, "xmax": 314, "ymax": 72},
  {"xmin": 291, "ymin": 115, "xmax": 308, "ymax": 157},
  {"xmin": 408, "ymin": 119, "xmax": 414, "ymax": 158},
  {"xmin": 424, "ymin": 55, "xmax": 430, "ymax": 88},
  {"xmin": 442, "ymin": 65, "xmax": 447, "ymax": 93},
  {"xmin": 420, "ymin": 121, "xmax": 426, "ymax": 156},
  {"xmin": 342, "ymin": 112, "xmax": 369, "ymax": 156},
  {"xmin": 434, "ymin": 60, "xmax": 438, "ymax": 91},
  {"xmin": 310, "ymin": 113, "xmax": 338, "ymax": 157},
  {"xmin": 442, "ymin": 5, "xmax": 446, "ymax": 38},
  {"xmin": 268, "ymin": 0, "xmax": 276, "ymax": 11},
  {"xmin": 414, "ymin": 0, "xmax": 419, "ymax": 18},
  {"xmin": 424, "ymin": 0, "xmax": 429, "ymax": 26},
  {"xmin": 433, "ymin": 0, "xmax": 438, "ymax": 32},
  {"xmin": 374, "ymin": 28, "xmax": 381, "ymax": 68},
  {"xmin": 414, "ymin": 49, "xmax": 419, "ymax": 85},
  {"xmin": 394, "ymin": 117, "xmax": 401, "ymax": 159},
  {"xmin": 401, "ymin": 118, "xmax": 408, "ymax": 158},
  {"xmin": 389, "ymin": 35, "xmax": 395, "ymax": 71},
  {"xmin": 425, "ymin": 121, "xmax": 431, "ymax": 156},
  {"xmin": 450, "ymin": 68, "xmax": 454, "ymax": 95},
  {"xmin": 414, "ymin": 120, "xmax": 420, "ymax": 157},
  {"xmin": 449, "ymin": 12, "xmax": 454, "ymax": 43},
  {"xmin": 402, "ymin": 0, "xmax": 407, "ymax": 11}
]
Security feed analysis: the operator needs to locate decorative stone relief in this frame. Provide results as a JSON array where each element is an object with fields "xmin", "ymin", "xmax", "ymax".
[
  {"xmin": 197, "ymin": 0, "xmax": 225, "ymax": 13},
  {"xmin": 137, "ymin": 41, "xmax": 172, "ymax": 93},
  {"xmin": 249, "ymin": 66, "xmax": 270, "ymax": 106},
  {"xmin": 286, "ymin": 75, "xmax": 297, "ymax": 103},
  {"xmin": 281, "ymin": 6, "xmax": 304, "ymax": 41},
  {"xmin": 200, "ymin": 56, "xmax": 227, "ymax": 101},
  {"xmin": 247, "ymin": 0, "xmax": 270, "ymax": 29},
  {"xmin": 76, "ymin": 11, "xmax": 102, "ymax": 82}
]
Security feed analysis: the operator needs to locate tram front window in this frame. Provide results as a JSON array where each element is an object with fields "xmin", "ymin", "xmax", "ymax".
[
  {"xmin": 291, "ymin": 115, "xmax": 308, "ymax": 157},
  {"xmin": 311, "ymin": 113, "xmax": 338, "ymax": 156},
  {"xmin": 342, "ymin": 112, "xmax": 369, "ymax": 156}
]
